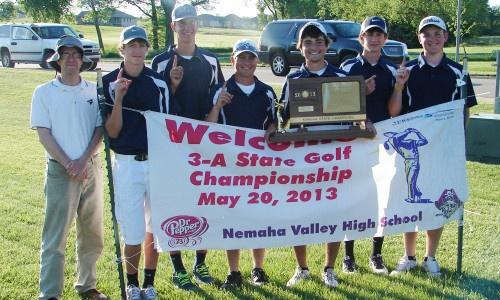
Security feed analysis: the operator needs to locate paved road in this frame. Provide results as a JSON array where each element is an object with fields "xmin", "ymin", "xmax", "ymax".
[{"xmin": 11, "ymin": 61, "xmax": 498, "ymax": 101}]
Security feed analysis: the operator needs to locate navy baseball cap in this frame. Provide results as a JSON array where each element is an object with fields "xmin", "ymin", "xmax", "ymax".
[
  {"xmin": 172, "ymin": 3, "xmax": 197, "ymax": 21},
  {"xmin": 419, "ymin": 16, "xmax": 447, "ymax": 32},
  {"xmin": 120, "ymin": 25, "xmax": 150, "ymax": 46},
  {"xmin": 47, "ymin": 35, "xmax": 92, "ymax": 72},
  {"xmin": 233, "ymin": 39, "xmax": 258, "ymax": 57},
  {"xmin": 298, "ymin": 21, "xmax": 328, "ymax": 40},
  {"xmin": 361, "ymin": 16, "xmax": 388, "ymax": 34}
]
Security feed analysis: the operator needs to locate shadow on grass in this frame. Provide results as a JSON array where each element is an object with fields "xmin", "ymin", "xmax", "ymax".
[{"xmin": 215, "ymin": 266, "xmax": 499, "ymax": 300}]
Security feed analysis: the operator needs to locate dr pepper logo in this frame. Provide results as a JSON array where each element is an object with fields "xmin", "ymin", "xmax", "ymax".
[{"xmin": 161, "ymin": 215, "xmax": 209, "ymax": 248}]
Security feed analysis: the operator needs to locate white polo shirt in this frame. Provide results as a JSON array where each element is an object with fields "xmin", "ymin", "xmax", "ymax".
[{"xmin": 30, "ymin": 77, "xmax": 101, "ymax": 160}]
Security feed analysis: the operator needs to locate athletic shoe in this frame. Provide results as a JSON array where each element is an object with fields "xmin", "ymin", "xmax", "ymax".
[
  {"xmin": 422, "ymin": 256, "xmax": 441, "ymax": 277},
  {"xmin": 369, "ymin": 254, "xmax": 389, "ymax": 274},
  {"xmin": 286, "ymin": 267, "xmax": 311, "ymax": 287},
  {"xmin": 220, "ymin": 271, "xmax": 243, "ymax": 289},
  {"xmin": 142, "ymin": 285, "xmax": 157, "ymax": 300},
  {"xmin": 193, "ymin": 263, "xmax": 214, "ymax": 284},
  {"xmin": 342, "ymin": 256, "xmax": 357, "ymax": 274},
  {"xmin": 322, "ymin": 268, "xmax": 339, "ymax": 288},
  {"xmin": 125, "ymin": 285, "xmax": 142, "ymax": 300},
  {"xmin": 172, "ymin": 271, "xmax": 198, "ymax": 291},
  {"xmin": 251, "ymin": 268, "xmax": 268, "ymax": 286},
  {"xmin": 390, "ymin": 256, "xmax": 418, "ymax": 276}
]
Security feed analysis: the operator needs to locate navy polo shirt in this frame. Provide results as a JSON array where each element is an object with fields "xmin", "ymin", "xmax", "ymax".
[
  {"xmin": 151, "ymin": 45, "xmax": 224, "ymax": 120},
  {"xmin": 341, "ymin": 55, "xmax": 397, "ymax": 122},
  {"xmin": 403, "ymin": 53, "xmax": 476, "ymax": 113},
  {"xmin": 103, "ymin": 64, "xmax": 171, "ymax": 155},
  {"xmin": 280, "ymin": 63, "xmax": 348, "ymax": 120},
  {"xmin": 208, "ymin": 75, "xmax": 277, "ymax": 130}
]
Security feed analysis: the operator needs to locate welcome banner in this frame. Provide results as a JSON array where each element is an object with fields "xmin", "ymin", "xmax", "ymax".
[{"xmin": 145, "ymin": 100, "xmax": 467, "ymax": 252}]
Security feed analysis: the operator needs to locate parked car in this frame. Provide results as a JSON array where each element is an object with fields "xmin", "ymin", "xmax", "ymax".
[
  {"xmin": 258, "ymin": 19, "xmax": 409, "ymax": 76},
  {"xmin": 0, "ymin": 23, "xmax": 101, "ymax": 70}
]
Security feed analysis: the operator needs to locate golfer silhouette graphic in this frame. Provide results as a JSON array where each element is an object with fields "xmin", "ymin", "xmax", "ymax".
[{"xmin": 384, "ymin": 128, "xmax": 431, "ymax": 203}]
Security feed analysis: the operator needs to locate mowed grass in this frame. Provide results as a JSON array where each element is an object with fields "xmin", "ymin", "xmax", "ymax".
[
  {"xmin": 72, "ymin": 24, "xmax": 260, "ymax": 61},
  {"xmin": 0, "ymin": 68, "xmax": 498, "ymax": 299}
]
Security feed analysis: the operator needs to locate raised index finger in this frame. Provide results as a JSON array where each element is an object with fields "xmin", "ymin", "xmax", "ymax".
[
  {"xmin": 117, "ymin": 68, "xmax": 123, "ymax": 80},
  {"xmin": 172, "ymin": 55, "xmax": 178, "ymax": 68},
  {"xmin": 399, "ymin": 57, "xmax": 407, "ymax": 68}
]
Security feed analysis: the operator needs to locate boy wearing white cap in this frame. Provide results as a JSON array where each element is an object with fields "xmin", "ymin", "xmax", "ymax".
[
  {"xmin": 205, "ymin": 39, "xmax": 276, "ymax": 289},
  {"xmin": 31, "ymin": 36, "xmax": 107, "ymax": 300},
  {"xmin": 340, "ymin": 16, "xmax": 409, "ymax": 275},
  {"xmin": 388, "ymin": 16, "xmax": 476, "ymax": 277},
  {"xmin": 102, "ymin": 25, "xmax": 173, "ymax": 300},
  {"xmin": 151, "ymin": 3, "xmax": 223, "ymax": 290}
]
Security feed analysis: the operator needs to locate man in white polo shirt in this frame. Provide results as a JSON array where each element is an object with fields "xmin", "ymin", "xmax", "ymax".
[{"xmin": 30, "ymin": 36, "xmax": 106, "ymax": 300}]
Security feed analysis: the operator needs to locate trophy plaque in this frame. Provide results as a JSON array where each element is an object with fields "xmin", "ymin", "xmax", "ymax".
[{"xmin": 270, "ymin": 76, "xmax": 376, "ymax": 142}]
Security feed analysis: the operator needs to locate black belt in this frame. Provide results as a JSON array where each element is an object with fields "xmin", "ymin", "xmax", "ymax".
[{"xmin": 134, "ymin": 153, "xmax": 148, "ymax": 161}]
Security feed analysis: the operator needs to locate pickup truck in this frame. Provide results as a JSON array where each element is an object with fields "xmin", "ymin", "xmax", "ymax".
[{"xmin": 0, "ymin": 23, "xmax": 100, "ymax": 70}]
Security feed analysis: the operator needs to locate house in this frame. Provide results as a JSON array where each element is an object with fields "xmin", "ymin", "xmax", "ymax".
[
  {"xmin": 76, "ymin": 9, "xmax": 138, "ymax": 27},
  {"xmin": 198, "ymin": 14, "xmax": 258, "ymax": 30}
]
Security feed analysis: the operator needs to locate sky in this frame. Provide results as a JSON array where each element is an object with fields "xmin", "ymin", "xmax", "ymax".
[{"xmin": 123, "ymin": 0, "xmax": 499, "ymax": 18}]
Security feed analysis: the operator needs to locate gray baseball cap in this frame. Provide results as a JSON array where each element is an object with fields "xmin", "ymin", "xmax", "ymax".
[
  {"xmin": 418, "ymin": 16, "xmax": 447, "ymax": 32},
  {"xmin": 172, "ymin": 3, "xmax": 197, "ymax": 21},
  {"xmin": 120, "ymin": 25, "xmax": 150, "ymax": 46},
  {"xmin": 361, "ymin": 16, "xmax": 388, "ymax": 34},
  {"xmin": 233, "ymin": 39, "xmax": 258, "ymax": 57},
  {"xmin": 47, "ymin": 35, "xmax": 92, "ymax": 72}
]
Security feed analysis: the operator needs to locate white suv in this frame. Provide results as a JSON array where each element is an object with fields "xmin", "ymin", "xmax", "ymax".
[{"xmin": 0, "ymin": 23, "xmax": 101, "ymax": 70}]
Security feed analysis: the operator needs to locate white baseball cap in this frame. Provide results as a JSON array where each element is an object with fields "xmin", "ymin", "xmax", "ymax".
[
  {"xmin": 298, "ymin": 21, "xmax": 328, "ymax": 41},
  {"xmin": 418, "ymin": 16, "xmax": 447, "ymax": 32}
]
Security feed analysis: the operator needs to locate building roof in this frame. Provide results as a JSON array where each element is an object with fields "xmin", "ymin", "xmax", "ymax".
[{"xmin": 77, "ymin": 9, "xmax": 137, "ymax": 19}]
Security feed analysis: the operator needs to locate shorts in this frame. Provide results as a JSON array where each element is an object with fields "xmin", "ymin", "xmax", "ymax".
[{"xmin": 113, "ymin": 153, "xmax": 152, "ymax": 245}]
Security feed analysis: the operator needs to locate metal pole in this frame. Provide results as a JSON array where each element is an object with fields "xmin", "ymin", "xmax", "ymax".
[
  {"xmin": 455, "ymin": 0, "xmax": 463, "ymax": 62},
  {"xmin": 455, "ymin": 0, "xmax": 464, "ymax": 276},
  {"xmin": 96, "ymin": 69, "xmax": 127, "ymax": 299},
  {"xmin": 495, "ymin": 50, "xmax": 500, "ymax": 114}
]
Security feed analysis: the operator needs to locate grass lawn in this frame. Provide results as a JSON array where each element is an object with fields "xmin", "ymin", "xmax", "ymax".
[
  {"xmin": 0, "ymin": 68, "xmax": 498, "ymax": 299},
  {"xmin": 72, "ymin": 24, "xmax": 260, "ymax": 61}
]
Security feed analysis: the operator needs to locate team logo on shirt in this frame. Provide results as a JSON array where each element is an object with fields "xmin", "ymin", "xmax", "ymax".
[
  {"xmin": 435, "ymin": 189, "xmax": 463, "ymax": 219},
  {"xmin": 161, "ymin": 215, "xmax": 209, "ymax": 247},
  {"xmin": 87, "ymin": 99, "xmax": 94, "ymax": 105}
]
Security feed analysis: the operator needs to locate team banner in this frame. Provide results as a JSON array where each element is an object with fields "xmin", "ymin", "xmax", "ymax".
[{"xmin": 145, "ymin": 100, "xmax": 467, "ymax": 251}]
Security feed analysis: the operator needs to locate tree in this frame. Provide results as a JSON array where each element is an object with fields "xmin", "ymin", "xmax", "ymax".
[
  {"xmin": 160, "ymin": 0, "xmax": 175, "ymax": 48},
  {"xmin": 316, "ymin": 0, "xmax": 490, "ymax": 48},
  {"xmin": 257, "ymin": 0, "xmax": 287, "ymax": 20},
  {"xmin": 120, "ymin": 0, "xmax": 160, "ymax": 50},
  {"xmin": 79, "ymin": 0, "xmax": 116, "ymax": 53},
  {"xmin": 19, "ymin": 0, "xmax": 72, "ymax": 23},
  {"xmin": 486, "ymin": 5, "xmax": 500, "ymax": 35},
  {"xmin": 0, "ymin": 1, "xmax": 16, "ymax": 21}
]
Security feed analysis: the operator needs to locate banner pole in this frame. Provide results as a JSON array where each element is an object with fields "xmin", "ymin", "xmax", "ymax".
[
  {"xmin": 454, "ymin": 0, "xmax": 465, "ymax": 276},
  {"xmin": 457, "ymin": 53, "xmax": 467, "ymax": 275},
  {"xmin": 96, "ymin": 69, "xmax": 127, "ymax": 299}
]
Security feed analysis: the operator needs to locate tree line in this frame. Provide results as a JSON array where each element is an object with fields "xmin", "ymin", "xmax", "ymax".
[
  {"xmin": 257, "ymin": 0, "xmax": 499, "ymax": 47},
  {"xmin": 1, "ymin": 0, "xmax": 499, "ymax": 50}
]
